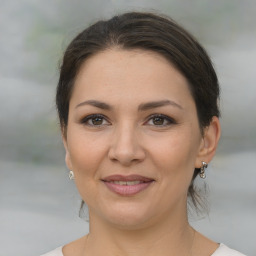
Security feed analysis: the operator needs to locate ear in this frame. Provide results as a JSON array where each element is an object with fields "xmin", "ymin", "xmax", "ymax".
[
  {"xmin": 195, "ymin": 116, "xmax": 221, "ymax": 168},
  {"xmin": 62, "ymin": 129, "xmax": 73, "ymax": 171}
]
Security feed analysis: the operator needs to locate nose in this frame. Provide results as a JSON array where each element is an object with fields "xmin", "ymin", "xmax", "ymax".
[{"xmin": 108, "ymin": 124, "xmax": 146, "ymax": 166}]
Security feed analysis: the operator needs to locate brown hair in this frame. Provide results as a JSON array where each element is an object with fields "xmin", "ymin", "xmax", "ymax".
[{"xmin": 56, "ymin": 12, "xmax": 220, "ymax": 211}]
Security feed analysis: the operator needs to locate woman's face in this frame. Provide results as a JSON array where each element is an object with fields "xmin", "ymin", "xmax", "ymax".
[{"xmin": 64, "ymin": 49, "xmax": 207, "ymax": 228}]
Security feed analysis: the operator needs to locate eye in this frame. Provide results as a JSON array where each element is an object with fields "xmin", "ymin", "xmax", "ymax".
[
  {"xmin": 81, "ymin": 114, "xmax": 110, "ymax": 126},
  {"xmin": 146, "ymin": 114, "xmax": 176, "ymax": 126}
]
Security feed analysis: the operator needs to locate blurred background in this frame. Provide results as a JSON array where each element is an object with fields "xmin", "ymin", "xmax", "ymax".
[{"xmin": 0, "ymin": 0, "xmax": 255, "ymax": 255}]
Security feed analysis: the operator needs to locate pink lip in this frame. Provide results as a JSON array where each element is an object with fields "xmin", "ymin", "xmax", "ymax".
[{"xmin": 102, "ymin": 175, "xmax": 155, "ymax": 196}]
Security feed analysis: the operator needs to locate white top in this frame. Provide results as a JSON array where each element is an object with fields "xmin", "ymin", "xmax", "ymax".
[{"xmin": 40, "ymin": 243, "xmax": 246, "ymax": 256}]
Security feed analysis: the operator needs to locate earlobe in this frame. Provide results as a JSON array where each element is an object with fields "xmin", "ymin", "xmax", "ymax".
[{"xmin": 195, "ymin": 116, "xmax": 221, "ymax": 168}]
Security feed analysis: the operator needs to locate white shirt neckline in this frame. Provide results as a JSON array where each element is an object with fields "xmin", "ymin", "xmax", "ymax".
[{"xmin": 41, "ymin": 243, "xmax": 246, "ymax": 256}]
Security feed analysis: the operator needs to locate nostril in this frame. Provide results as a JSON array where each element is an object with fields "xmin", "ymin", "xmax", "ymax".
[
  {"xmin": 108, "ymin": 128, "xmax": 146, "ymax": 164},
  {"xmin": 108, "ymin": 145, "xmax": 145, "ymax": 165}
]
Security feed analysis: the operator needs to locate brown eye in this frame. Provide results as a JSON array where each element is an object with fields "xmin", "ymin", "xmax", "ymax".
[
  {"xmin": 81, "ymin": 114, "xmax": 110, "ymax": 126},
  {"xmin": 152, "ymin": 116, "xmax": 165, "ymax": 125},
  {"xmin": 91, "ymin": 116, "xmax": 104, "ymax": 125},
  {"xmin": 146, "ymin": 114, "xmax": 176, "ymax": 126}
]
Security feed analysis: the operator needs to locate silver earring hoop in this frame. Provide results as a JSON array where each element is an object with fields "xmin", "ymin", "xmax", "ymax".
[
  {"xmin": 200, "ymin": 161, "xmax": 208, "ymax": 179},
  {"xmin": 69, "ymin": 170, "xmax": 75, "ymax": 180}
]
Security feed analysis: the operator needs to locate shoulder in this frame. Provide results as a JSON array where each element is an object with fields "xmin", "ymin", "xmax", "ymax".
[
  {"xmin": 212, "ymin": 244, "xmax": 246, "ymax": 256},
  {"xmin": 40, "ymin": 246, "xmax": 63, "ymax": 256},
  {"xmin": 41, "ymin": 236, "xmax": 86, "ymax": 256}
]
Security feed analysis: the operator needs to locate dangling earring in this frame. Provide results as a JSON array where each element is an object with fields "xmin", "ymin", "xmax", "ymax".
[
  {"xmin": 69, "ymin": 170, "xmax": 75, "ymax": 180},
  {"xmin": 200, "ymin": 161, "xmax": 208, "ymax": 179}
]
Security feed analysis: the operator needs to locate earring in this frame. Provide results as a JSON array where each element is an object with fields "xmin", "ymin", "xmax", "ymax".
[
  {"xmin": 69, "ymin": 170, "xmax": 75, "ymax": 180},
  {"xmin": 200, "ymin": 161, "xmax": 208, "ymax": 179}
]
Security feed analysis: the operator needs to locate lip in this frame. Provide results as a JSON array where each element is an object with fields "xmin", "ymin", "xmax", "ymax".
[{"xmin": 101, "ymin": 175, "xmax": 155, "ymax": 196}]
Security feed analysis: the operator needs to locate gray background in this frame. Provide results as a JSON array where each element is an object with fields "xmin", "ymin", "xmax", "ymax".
[{"xmin": 0, "ymin": 0, "xmax": 255, "ymax": 255}]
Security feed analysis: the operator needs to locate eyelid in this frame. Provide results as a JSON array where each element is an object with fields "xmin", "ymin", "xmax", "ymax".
[
  {"xmin": 80, "ymin": 114, "xmax": 111, "ymax": 126},
  {"xmin": 145, "ymin": 114, "xmax": 177, "ymax": 126}
]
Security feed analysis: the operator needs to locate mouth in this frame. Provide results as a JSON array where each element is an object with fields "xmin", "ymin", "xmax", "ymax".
[{"xmin": 101, "ymin": 175, "xmax": 155, "ymax": 196}]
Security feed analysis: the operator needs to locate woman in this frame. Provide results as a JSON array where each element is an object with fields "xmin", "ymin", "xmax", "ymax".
[{"xmin": 42, "ymin": 12, "xmax": 245, "ymax": 256}]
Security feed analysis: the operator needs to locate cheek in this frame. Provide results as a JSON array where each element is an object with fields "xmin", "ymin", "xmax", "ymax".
[
  {"xmin": 150, "ymin": 128, "xmax": 201, "ymax": 180},
  {"xmin": 67, "ymin": 133, "xmax": 105, "ymax": 204},
  {"xmin": 67, "ymin": 128, "xmax": 104, "ymax": 172}
]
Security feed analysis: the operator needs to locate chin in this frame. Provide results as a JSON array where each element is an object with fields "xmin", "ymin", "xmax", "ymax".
[
  {"xmin": 96, "ymin": 202, "xmax": 155, "ymax": 230},
  {"xmin": 107, "ymin": 215, "xmax": 152, "ymax": 230}
]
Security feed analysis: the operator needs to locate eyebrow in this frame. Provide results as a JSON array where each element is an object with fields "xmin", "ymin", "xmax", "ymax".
[
  {"xmin": 76, "ymin": 99, "xmax": 183, "ymax": 111},
  {"xmin": 138, "ymin": 100, "xmax": 183, "ymax": 111},
  {"xmin": 76, "ymin": 100, "xmax": 112, "ymax": 110}
]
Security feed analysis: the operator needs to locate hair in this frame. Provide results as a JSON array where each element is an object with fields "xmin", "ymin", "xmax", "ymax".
[{"xmin": 56, "ymin": 11, "xmax": 220, "ymax": 212}]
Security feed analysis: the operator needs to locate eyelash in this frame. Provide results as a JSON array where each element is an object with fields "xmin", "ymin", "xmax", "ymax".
[
  {"xmin": 146, "ymin": 114, "xmax": 176, "ymax": 126},
  {"xmin": 80, "ymin": 114, "xmax": 176, "ymax": 127},
  {"xmin": 81, "ymin": 114, "xmax": 110, "ymax": 126}
]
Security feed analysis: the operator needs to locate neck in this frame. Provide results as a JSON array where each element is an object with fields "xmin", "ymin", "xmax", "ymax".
[{"xmin": 84, "ymin": 210, "xmax": 195, "ymax": 256}]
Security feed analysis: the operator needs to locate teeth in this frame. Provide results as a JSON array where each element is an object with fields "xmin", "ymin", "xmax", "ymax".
[{"xmin": 111, "ymin": 180, "xmax": 141, "ymax": 185}]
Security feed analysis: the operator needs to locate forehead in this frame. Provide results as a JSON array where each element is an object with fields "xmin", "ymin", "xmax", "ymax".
[
  {"xmin": 76, "ymin": 48, "xmax": 183, "ymax": 81},
  {"xmin": 71, "ymin": 48, "xmax": 194, "ymax": 108}
]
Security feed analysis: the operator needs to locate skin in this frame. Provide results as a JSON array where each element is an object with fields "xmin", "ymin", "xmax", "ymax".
[{"xmin": 62, "ymin": 49, "xmax": 221, "ymax": 256}]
